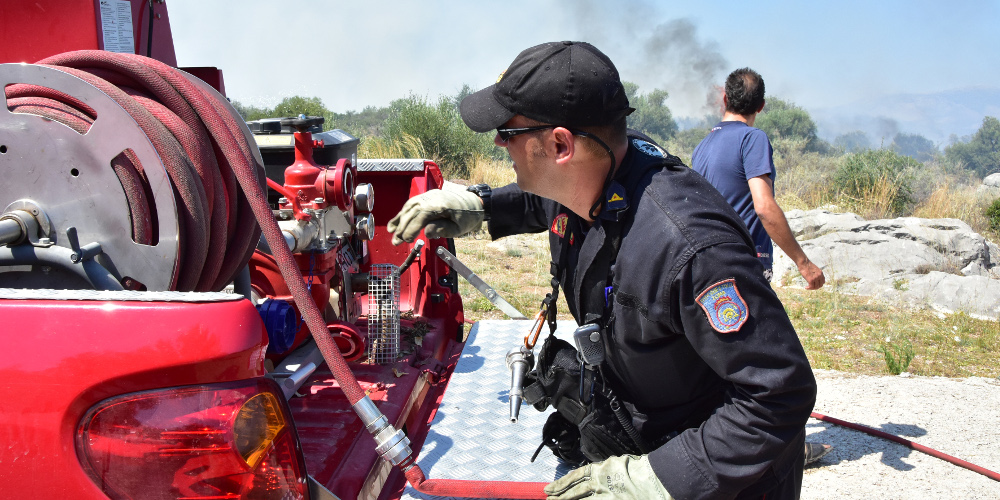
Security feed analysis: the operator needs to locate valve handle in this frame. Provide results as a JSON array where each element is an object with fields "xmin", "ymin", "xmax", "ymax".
[{"xmin": 279, "ymin": 115, "xmax": 325, "ymax": 132}]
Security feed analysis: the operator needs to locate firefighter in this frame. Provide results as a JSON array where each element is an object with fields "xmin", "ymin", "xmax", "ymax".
[{"xmin": 388, "ymin": 41, "xmax": 816, "ymax": 500}]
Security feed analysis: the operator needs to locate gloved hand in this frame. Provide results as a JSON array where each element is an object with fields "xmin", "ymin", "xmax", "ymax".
[
  {"xmin": 387, "ymin": 189, "xmax": 484, "ymax": 245},
  {"xmin": 544, "ymin": 455, "xmax": 673, "ymax": 500}
]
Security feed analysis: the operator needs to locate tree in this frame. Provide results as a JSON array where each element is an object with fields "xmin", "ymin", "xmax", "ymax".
[
  {"xmin": 381, "ymin": 93, "xmax": 498, "ymax": 177},
  {"xmin": 834, "ymin": 130, "xmax": 872, "ymax": 153},
  {"xmin": 623, "ymin": 82, "xmax": 678, "ymax": 144},
  {"xmin": 945, "ymin": 116, "xmax": 1000, "ymax": 177},
  {"xmin": 272, "ymin": 96, "xmax": 333, "ymax": 124},
  {"xmin": 890, "ymin": 133, "xmax": 937, "ymax": 162},
  {"xmin": 755, "ymin": 97, "xmax": 822, "ymax": 152},
  {"xmin": 230, "ymin": 100, "xmax": 274, "ymax": 122}
]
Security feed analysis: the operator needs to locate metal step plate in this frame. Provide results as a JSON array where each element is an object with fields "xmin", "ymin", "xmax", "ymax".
[{"xmin": 402, "ymin": 320, "xmax": 578, "ymax": 499}]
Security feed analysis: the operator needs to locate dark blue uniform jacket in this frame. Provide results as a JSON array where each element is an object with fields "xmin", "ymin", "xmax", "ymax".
[{"xmin": 488, "ymin": 135, "xmax": 817, "ymax": 500}]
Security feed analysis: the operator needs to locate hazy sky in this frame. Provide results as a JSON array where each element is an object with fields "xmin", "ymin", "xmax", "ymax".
[{"xmin": 169, "ymin": 1, "xmax": 1000, "ymax": 141}]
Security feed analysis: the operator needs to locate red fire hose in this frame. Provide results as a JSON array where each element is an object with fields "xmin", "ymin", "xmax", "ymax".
[{"xmin": 811, "ymin": 411, "xmax": 1000, "ymax": 482}]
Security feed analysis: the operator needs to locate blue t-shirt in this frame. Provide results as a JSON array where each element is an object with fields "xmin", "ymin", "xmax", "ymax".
[{"xmin": 691, "ymin": 121, "xmax": 776, "ymax": 269}]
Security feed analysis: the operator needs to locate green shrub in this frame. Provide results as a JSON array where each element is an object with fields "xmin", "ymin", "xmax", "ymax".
[
  {"xmin": 381, "ymin": 94, "xmax": 499, "ymax": 178},
  {"xmin": 987, "ymin": 198, "xmax": 1000, "ymax": 232},
  {"xmin": 877, "ymin": 340, "xmax": 914, "ymax": 375},
  {"xmin": 833, "ymin": 149, "xmax": 919, "ymax": 217}
]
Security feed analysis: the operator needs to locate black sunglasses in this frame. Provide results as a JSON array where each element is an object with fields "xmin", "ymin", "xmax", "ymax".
[{"xmin": 495, "ymin": 125, "xmax": 556, "ymax": 142}]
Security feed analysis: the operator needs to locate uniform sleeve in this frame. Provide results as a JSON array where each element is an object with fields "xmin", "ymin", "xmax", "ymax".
[
  {"xmin": 487, "ymin": 182, "xmax": 559, "ymax": 239},
  {"xmin": 648, "ymin": 242, "xmax": 816, "ymax": 500},
  {"xmin": 740, "ymin": 129, "xmax": 776, "ymax": 181}
]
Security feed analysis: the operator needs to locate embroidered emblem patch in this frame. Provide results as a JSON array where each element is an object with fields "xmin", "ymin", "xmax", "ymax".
[
  {"xmin": 696, "ymin": 278, "xmax": 749, "ymax": 333},
  {"xmin": 551, "ymin": 213, "xmax": 568, "ymax": 237},
  {"xmin": 605, "ymin": 181, "xmax": 628, "ymax": 212},
  {"xmin": 631, "ymin": 138, "xmax": 665, "ymax": 157}
]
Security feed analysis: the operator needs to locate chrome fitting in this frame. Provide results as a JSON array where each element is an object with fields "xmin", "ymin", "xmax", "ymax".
[{"xmin": 352, "ymin": 396, "xmax": 412, "ymax": 466}]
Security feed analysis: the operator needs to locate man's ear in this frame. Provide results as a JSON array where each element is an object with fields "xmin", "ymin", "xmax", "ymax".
[
  {"xmin": 552, "ymin": 127, "xmax": 575, "ymax": 164},
  {"xmin": 757, "ymin": 99, "xmax": 766, "ymax": 114}
]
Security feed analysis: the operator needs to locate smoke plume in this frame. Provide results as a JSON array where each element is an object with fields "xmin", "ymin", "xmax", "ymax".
[{"xmin": 567, "ymin": 4, "xmax": 729, "ymax": 121}]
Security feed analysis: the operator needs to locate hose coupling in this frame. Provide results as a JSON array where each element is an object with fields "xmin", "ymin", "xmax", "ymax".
[{"xmin": 352, "ymin": 395, "xmax": 412, "ymax": 466}]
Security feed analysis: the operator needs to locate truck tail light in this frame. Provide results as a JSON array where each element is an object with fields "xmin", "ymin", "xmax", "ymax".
[{"xmin": 76, "ymin": 379, "xmax": 310, "ymax": 500}]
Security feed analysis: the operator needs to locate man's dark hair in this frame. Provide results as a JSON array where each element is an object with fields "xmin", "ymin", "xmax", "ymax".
[
  {"xmin": 578, "ymin": 118, "xmax": 628, "ymax": 157},
  {"xmin": 724, "ymin": 68, "xmax": 765, "ymax": 116}
]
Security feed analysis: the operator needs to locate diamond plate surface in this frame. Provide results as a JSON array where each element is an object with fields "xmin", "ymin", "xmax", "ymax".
[
  {"xmin": 356, "ymin": 159, "xmax": 426, "ymax": 172},
  {"xmin": 402, "ymin": 320, "xmax": 578, "ymax": 500}
]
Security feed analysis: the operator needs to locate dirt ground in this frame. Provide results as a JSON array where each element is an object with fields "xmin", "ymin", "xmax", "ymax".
[{"xmin": 801, "ymin": 370, "xmax": 1000, "ymax": 499}]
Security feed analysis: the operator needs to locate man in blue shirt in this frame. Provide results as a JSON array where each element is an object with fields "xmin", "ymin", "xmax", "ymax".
[
  {"xmin": 693, "ymin": 68, "xmax": 830, "ymax": 467},
  {"xmin": 692, "ymin": 67, "xmax": 824, "ymax": 288}
]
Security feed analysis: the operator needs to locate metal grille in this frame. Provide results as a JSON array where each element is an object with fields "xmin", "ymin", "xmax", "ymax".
[{"xmin": 366, "ymin": 264, "xmax": 400, "ymax": 364}]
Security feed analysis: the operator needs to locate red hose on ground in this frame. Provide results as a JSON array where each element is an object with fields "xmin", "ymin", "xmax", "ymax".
[
  {"xmin": 811, "ymin": 411, "xmax": 1000, "ymax": 482},
  {"xmin": 404, "ymin": 466, "xmax": 547, "ymax": 499}
]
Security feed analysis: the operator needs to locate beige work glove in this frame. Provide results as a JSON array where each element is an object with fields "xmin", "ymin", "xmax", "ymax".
[
  {"xmin": 544, "ymin": 455, "xmax": 674, "ymax": 500},
  {"xmin": 386, "ymin": 189, "xmax": 484, "ymax": 245}
]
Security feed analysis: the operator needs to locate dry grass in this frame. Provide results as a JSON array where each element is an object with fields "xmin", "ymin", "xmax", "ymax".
[
  {"xmin": 912, "ymin": 183, "xmax": 995, "ymax": 236},
  {"xmin": 778, "ymin": 286, "xmax": 1000, "ymax": 377},
  {"xmin": 771, "ymin": 140, "xmax": 838, "ymax": 209},
  {"xmin": 468, "ymin": 154, "xmax": 516, "ymax": 186},
  {"xmin": 358, "ymin": 132, "xmax": 427, "ymax": 160},
  {"xmin": 455, "ymin": 230, "xmax": 573, "ymax": 321}
]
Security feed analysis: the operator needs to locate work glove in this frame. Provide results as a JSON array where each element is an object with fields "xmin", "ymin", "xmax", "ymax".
[
  {"xmin": 387, "ymin": 189, "xmax": 484, "ymax": 245},
  {"xmin": 544, "ymin": 455, "xmax": 673, "ymax": 500}
]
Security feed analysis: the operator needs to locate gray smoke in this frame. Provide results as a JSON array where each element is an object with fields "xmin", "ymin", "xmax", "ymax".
[
  {"xmin": 567, "ymin": 5, "xmax": 729, "ymax": 121},
  {"xmin": 636, "ymin": 19, "xmax": 728, "ymax": 119},
  {"xmin": 873, "ymin": 117, "xmax": 900, "ymax": 144}
]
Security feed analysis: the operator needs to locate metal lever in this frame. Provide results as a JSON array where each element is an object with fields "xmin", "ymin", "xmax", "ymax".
[
  {"xmin": 506, "ymin": 345, "xmax": 535, "ymax": 422},
  {"xmin": 435, "ymin": 246, "xmax": 527, "ymax": 319}
]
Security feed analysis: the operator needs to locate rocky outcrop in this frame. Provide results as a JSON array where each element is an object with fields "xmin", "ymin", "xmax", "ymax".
[
  {"xmin": 773, "ymin": 209, "xmax": 1000, "ymax": 319},
  {"xmin": 976, "ymin": 173, "xmax": 1000, "ymax": 198}
]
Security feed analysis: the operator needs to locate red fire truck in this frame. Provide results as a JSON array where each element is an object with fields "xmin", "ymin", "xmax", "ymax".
[{"xmin": 0, "ymin": 1, "xmax": 507, "ymax": 498}]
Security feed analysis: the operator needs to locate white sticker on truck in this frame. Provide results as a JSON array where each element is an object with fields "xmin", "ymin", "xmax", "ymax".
[{"xmin": 99, "ymin": 0, "xmax": 135, "ymax": 54}]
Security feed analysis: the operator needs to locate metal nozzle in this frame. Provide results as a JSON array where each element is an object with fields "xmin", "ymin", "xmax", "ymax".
[{"xmin": 506, "ymin": 345, "xmax": 535, "ymax": 423}]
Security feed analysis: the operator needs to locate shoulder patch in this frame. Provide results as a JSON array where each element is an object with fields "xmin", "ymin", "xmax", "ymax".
[
  {"xmin": 696, "ymin": 278, "xmax": 749, "ymax": 333},
  {"xmin": 551, "ymin": 213, "xmax": 569, "ymax": 238},
  {"xmin": 631, "ymin": 138, "xmax": 665, "ymax": 157}
]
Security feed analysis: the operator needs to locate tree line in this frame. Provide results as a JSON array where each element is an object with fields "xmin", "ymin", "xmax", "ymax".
[{"xmin": 233, "ymin": 86, "xmax": 998, "ymax": 182}]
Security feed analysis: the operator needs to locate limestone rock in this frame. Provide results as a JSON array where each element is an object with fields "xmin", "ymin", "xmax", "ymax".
[
  {"xmin": 773, "ymin": 209, "xmax": 1000, "ymax": 319},
  {"xmin": 975, "ymin": 173, "xmax": 1000, "ymax": 198}
]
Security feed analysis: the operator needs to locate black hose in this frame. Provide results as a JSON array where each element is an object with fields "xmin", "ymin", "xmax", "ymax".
[{"xmin": 146, "ymin": 0, "xmax": 154, "ymax": 57}]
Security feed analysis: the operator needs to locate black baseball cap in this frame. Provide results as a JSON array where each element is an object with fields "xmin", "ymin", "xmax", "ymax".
[{"xmin": 460, "ymin": 41, "xmax": 634, "ymax": 133}]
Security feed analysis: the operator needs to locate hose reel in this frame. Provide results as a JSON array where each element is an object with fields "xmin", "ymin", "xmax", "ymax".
[
  {"xmin": 0, "ymin": 63, "xmax": 179, "ymax": 290},
  {"xmin": 0, "ymin": 51, "xmax": 263, "ymax": 291}
]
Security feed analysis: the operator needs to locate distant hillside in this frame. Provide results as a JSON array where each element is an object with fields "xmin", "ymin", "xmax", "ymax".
[{"xmin": 814, "ymin": 87, "xmax": 1000, "ymax": 148}]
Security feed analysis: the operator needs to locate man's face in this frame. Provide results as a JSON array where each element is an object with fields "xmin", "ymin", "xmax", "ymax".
[{"xmin": 494, "ymin": 116, "xmax": 552, "ymax": 196}]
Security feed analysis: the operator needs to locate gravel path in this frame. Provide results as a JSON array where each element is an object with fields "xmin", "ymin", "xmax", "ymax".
[{"xmin": 802, "ymin": 370, "xmax": 1000, "ymax": 499}]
